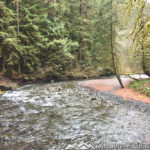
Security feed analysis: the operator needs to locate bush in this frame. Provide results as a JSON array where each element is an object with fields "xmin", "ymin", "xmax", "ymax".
[
  {"xmin": 128, "ymin": 79, "xmax": 150, "ymax": 97},
  {"xmin": 99, "ymin": 68, "xmax": 114, "ymax": 76}
]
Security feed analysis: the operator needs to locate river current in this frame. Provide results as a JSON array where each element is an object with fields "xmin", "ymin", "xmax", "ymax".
[{"xmin": 0, "ymin": 81, "xmax": 150, "ymax": 150}]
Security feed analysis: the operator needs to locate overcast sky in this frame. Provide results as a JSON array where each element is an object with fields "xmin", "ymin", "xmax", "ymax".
[{"xmin": 147, "ymin": 0, "xmax": 150, "ymax": 3}]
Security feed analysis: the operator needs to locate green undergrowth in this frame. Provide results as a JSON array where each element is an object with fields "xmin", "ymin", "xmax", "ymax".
[{"xmin": 128, "ymin": 79, "xmax": 150, "ymax": 97}]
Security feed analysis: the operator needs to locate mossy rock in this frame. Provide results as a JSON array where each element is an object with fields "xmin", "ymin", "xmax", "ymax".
[{"xmin": 0, "ymin": 91, "xmax": 4, "ymax": 94}]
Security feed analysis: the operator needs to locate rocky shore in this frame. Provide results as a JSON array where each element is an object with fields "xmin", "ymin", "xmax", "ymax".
[
  {"xmin": 80, "ymin": 76, "xmax": 150, "ymax": 104},
  {"xmin": 80, "ymin": 86, "xmax": 150, "ymax": 113}
]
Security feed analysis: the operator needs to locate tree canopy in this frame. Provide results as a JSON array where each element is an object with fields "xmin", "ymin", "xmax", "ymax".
[{"xmin": 1, "ymin": 0, "xmax": 149, "ymax": 82}]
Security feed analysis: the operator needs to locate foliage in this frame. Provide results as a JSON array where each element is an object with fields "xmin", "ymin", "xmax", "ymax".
[
  {"xmin": 124, "ymin": 0, "xmax": 150, "ymax": 76},
  {"xmin": 128, "ymin": 79, "xmax": 150, "ymax": 97},
  {"xmin": 0, "ymin": 1, "xmax": 20, "ymax": 74},
  {"xmin": 0, "ymin": 0, "xmax": 119, "ymax": 80},
  {"xmin": 91, "ymin": 0, "xmax": 112, "ymax": 68}
]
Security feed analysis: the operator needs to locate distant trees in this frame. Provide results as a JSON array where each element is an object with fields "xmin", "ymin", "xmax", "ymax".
[
  {"xmin": 124, "ymin": 0, "xmax": 150, "ymax": 76},
  {"xmin": 110, "ymin": 0, "xmax": 124, "ymax": 88},
  {"xmin": 91, "ymin": 0, "xmax": 112, "ymax": 66},
  {"xmin": 0, "ymin": 0, "xmax": 126, "ymax": 81},
  {"xmin": 91, "ymin": 0, "xmax": 124, "ymax": 87}
]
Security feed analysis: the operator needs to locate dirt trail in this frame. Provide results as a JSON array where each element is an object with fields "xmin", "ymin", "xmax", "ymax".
[{"xmin": 81, "ymin": 77, "xmax": 150, "ymax": 104}]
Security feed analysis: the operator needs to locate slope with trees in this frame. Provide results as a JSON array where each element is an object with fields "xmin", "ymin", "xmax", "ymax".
[{"xmin": 1, "ymin": 0, "xmax": 120, "ymax": 82}]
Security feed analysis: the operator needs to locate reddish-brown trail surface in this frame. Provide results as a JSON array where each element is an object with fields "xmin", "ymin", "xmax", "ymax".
[{"xmin": 80, "ymin": 75, "xmax": 150, "ymax": 104}]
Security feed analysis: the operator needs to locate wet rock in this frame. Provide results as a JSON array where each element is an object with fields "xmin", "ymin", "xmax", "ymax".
[
  {"xmin": 50, "ymin": 80, "xmax": 55, "ymax": 83},
  {"xmin": 58, "ymin": 87, "xmax": 62, "ymax": 91},
  {"xmin": 89, "ymin": 92, "xmax": 92, "ymax": 95},
  {"xmin": 91, "ymin": 97, "xmax": 96, "ymax": 101},
  {"xmin": 4, "ymin": 136, "xmax": 10, "ymax": 141},
  {"xmin": 0, "ymin": 86, "xmax": 12, "ymax": 91}
]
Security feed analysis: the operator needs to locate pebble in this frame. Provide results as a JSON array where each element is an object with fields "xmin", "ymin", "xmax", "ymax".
[{"xmin": 78, "ymin": 86, "xmax": 150, "ymax": 114}]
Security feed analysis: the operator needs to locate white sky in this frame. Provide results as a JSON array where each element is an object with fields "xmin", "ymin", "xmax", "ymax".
[{"xmin": 147, "ymin": 0, "xmax": 150, "ymax": 3}]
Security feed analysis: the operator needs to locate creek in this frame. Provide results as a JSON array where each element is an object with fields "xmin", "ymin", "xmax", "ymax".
[{"xmin": 0, "ymin": 81, "xmax": 150, "ymax": 149}]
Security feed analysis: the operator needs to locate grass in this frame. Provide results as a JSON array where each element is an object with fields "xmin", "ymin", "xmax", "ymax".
[{"xmin": 128, "ymin": 79, "xmax": 150, "ymax": 97}]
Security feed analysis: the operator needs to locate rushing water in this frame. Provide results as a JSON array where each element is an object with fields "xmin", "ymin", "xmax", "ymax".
[{"xmin": 0, "ymin": 81, "xmax": 150, "ymax": 150}]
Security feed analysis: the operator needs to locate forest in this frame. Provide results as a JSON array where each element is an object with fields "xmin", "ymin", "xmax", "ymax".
[
  {"xmin": 1, "ymin": 1, "xmax": 150, "ymax": 149},
  {"xmin": 0, "ymin": 0, "xmax": 150, "ymax": 82}
]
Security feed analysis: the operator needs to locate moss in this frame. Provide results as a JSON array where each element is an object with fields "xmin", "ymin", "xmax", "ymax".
[
  {"xmin": 0, "ymin": 91, "xmax": 4, "ymax": 95},
  {"xmin": 128, "ymin": 79, "xmax": 150, "ymax": 97}
]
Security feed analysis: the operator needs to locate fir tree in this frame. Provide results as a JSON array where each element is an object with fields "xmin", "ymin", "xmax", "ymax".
[{"xmin": 0, "ymin": 1, "xmax": 20, "ymax": 75}]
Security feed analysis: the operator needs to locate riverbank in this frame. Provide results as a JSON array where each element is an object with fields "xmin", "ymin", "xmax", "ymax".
[
  {"xmin": 80, "ymin": 76, "xmax": 150, "ymax": 104},
  {"xmin": 128, "ymin": 79, "xmax": 150, "ymax": 97},
  {"xmin": 0, "ymin": 71, "xmax": 95, "ymax": 93},
  {"xmin": 1, "ymin": 73, "xmax": 150, "ymax": 105},
  {"xmin": 0, "ymin": 74, "xmax": 18, "ymax": 93},
  {"xmin": 0, "ymin": 67, "xmax": 113, "ymax": 93}
]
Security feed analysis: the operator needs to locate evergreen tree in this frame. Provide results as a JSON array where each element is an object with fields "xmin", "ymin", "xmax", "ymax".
[
  {"xmin": 91, "ymin": 0, "xmax": 112, "ymax": 67},
  {"xmin": 0, "ymin": 0, "xmax": 122, "ymax": 80},
  {"xmin": 0, "ymin": 1, "xmax": 20, "ymax": 75}
]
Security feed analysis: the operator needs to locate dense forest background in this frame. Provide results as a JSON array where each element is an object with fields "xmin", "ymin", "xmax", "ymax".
[{"xmin": 0, "ymin": 0, "xmax": 150, "ymax": 81}]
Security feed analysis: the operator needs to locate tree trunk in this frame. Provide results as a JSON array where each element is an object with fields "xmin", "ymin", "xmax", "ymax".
[
  {"xmin": 142, "ymin": 39, "xmax": 150, "ymax": 77},
  {"xmin": 2, "ymin": 57, "xmax": 6, "ymax": 73},
  {"xmin": 16, "ymin": 0, "xmax": 21, "ymax": 74},
  {"xmin": 16, "ymin": 0, "xmax": 19, "ymax": 35},
  {"xmin": 79, "ymin": 0, "xmax": 82, "ymax": 60},
  {"xmin": 141, "ymin": 11, "xmax": 150, "ymax": 77},
  {"xmin": 110, "ymin": 0, "xmax": 124, "ymax": 88}
]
